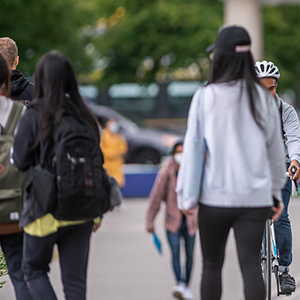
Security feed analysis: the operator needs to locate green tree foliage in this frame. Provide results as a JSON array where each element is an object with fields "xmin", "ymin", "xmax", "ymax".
[
  {"xmin": 0, "ymin": 247, "xmax": 8, "ymax": 289},
  {"xmin": 89, "ymin": 1, "xmax": 300, "ymax": 100},
  {"xmin": 0, "ymin": 0, "xmax": 95, "ymax": 76},
  {"xmin": 1, "ymin": 1, "xmax": 300, "ymax": 102},
  {"xmin": 263, "ymin": 5, "xmax": 300, "ymax": 99},
  {"xmin": 90, "ymin": 0, "xmax": 223, "ymax": 87}
]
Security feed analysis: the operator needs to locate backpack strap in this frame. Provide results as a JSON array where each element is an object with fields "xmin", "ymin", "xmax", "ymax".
[
  {"xmin": 2, "ymin": 101, "xmax": 24, "ymax": 136},
  {"xmin": 278, "ymin": 101, "xmax": 286, "ymax": 140}
]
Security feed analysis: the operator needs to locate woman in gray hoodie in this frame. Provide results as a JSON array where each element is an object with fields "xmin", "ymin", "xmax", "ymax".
[{"xmin": 176, "ymin": 26, "xmax": 286, "ymax": 300}]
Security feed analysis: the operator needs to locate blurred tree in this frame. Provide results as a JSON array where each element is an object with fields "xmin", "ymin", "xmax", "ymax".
[
  {"xmin": 90, "ymin": 0, "xmax": 223, "ymax": 87},
  {"xmin": 90, "ymin": 1, "xmax": 300, "ymax": 101},
  {"xmin": 263, "ymin": 5, "xmax": 300, "ymax": 102},
  {"xmin": 0, "ymin": 0, "xmax": 95, "ymax": 76},
  {"xmin": 2, "ymin": 0, "xmax": 300, "ymax": 104},
  {"xmin": 0, "ymin": 247, "xmax": 8, "ymax": 289}
]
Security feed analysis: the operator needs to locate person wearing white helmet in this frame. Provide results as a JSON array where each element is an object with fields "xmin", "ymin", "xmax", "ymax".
[{"xmin": 255, "ymin": 60, "xmax": 300, "ymax": 295}]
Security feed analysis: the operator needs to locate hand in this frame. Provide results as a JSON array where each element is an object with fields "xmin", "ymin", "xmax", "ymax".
[
  {"xmin": 182, "ymin": 209, "xmax": 193, "ymax": 216},
  {"xmin": 92, "ymin": 222, "xmax": 101, "ymax": 233},
  {"xmin": 289, "ymin": 161, "xmax": 300, "ymax": 181},
  {"xmin": 271, "ymin": 203, "xmax": 284, "ymax": 222},
  {"xmin": 147, "ymin": 226, "xmax": 154, "ymax": 233}
]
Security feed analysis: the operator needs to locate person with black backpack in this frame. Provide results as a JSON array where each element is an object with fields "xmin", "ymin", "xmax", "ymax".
[
  {"xmin": 0, "ymin": 53, "xmax": 32, "ymax": 300},
  {"xmin": 12, "ymin": 51, "xmax": 109, "ymax": 300}
]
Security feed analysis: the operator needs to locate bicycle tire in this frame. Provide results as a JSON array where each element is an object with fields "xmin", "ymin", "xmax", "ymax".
[{"xmin": 263, "ymin": 219, "xmax": 272, "ymax": 300}]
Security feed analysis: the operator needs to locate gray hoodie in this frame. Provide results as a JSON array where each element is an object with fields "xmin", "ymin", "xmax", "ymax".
[{"xmin": 177, "ymin": 81, "xmax": 286, "ymax": 210}]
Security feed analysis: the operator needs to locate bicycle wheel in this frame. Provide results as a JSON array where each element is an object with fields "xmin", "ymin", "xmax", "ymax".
[{"xmin": 263, "ymin": 219, "xmax": 272, "ymax": 300}]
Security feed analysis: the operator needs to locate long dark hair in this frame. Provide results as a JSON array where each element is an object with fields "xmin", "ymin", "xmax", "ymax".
[
  {"xmin": 33, "ymin": 51, "xmax": 99, "ymax": 146},
  {"xmin": 207, "ymin": 49, "xmax": 263, "ymax": 130},
  {"xmin": 0, "ymin": 53, "xmax": 11, "ymax": 97}
]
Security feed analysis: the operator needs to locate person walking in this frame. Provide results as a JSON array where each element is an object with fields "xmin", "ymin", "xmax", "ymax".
[
  {"xmin": 0, "ymin": 37, "xmax": 34, "ymax": 103},
  {"xmin": 255, "ymin": 60, "xmax": 300, "ymax": 294},
  {"xmin": 146, "ymin": 141, "xmax": 198, "ymax": 300},
  {"xmin": 0, "ymin": 53, "xmax": 32, "ymax": 300},
  {"xmin": 176, "ymin": 26, "xmax": 286, "ymax": 300},
  {"xmin": 100, "ymin": 118, "xmax": 128, "ymax": 188},
  {"xmin": 12, "ymin": 51, "xmax": 101, "ymax": 300}
]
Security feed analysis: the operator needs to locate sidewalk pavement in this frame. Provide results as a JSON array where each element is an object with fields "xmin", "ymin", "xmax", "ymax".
[{"xmin": 2, "ymin": 198, "xmax": 300, "ymax": 300}]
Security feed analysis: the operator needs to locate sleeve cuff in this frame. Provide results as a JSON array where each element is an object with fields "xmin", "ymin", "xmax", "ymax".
[
  {"xmin": 290, "ymin": 156, "xmax": 300, "ymax": 166},
  {"xmin": 272, "ymin": 190, "xmax": 283, "ymax": 204}
]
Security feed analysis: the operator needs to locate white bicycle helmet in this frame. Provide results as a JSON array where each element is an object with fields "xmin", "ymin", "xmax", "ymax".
[{"xmin": 255, "ymin": 60, "xmax": 280, "ymax": 80}]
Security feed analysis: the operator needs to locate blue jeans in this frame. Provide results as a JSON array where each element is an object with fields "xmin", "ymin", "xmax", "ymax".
[
  {"xmin": 166, "ymin": 216, "xmax": 196, "ymax": 285},
  {"xmin": 274, "ymin": 171, "xmax": 292, "ymax": 269},
  {"xmin": 22, "ymin": 222, "xmax": 93, "ymax": 300},
  {"xmin": 0, "ymin": 232, "xmax": 32, "ymax": 300}
]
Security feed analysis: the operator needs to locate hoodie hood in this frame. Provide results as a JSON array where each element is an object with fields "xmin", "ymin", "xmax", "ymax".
[{"xmin": 10, "ymin": 69, "xmax": 34, "ymax": 101}]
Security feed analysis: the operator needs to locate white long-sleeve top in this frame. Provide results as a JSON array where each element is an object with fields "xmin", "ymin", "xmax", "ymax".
[
  {"xmin": 0, "ymin": 96, "xmax": 26, "ymax": 129},
  {"xmin": 0, "ymin": 96, "xmax": 14, "ymax": 128},
  {"xmin": 177, "ymin": 80, "xmax": 286, "ymax": 209}
]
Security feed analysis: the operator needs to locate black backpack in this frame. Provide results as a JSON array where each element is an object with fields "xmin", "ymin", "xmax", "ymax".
[{"xmin": 33, "ymin": 115, "xmax": 111, "ymax": 221}]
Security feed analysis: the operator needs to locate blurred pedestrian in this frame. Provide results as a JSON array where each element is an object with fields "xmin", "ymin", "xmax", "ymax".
[
  {"xmin": 12, "ymin": 51, "xmax": 101, "ymax": 300},
  {"xmin": 0, "ymin": 53, "xmax": 32, "ymax": 300},
  {"xmin": 176, "ymin": 26, "xmax": 286, "ymax": 300},
  {"xmin": 100, "ymin": 118, "xmax": 128, "ymax": 188},
  {"xmin": 255, "ymin": 60, "xmax": 300, "ymax": 294},
  {"xmin": 0, "ymin": 37, "xmax": 34, "ymax": 103},
  {"xmin": 146, "ymin": 141, "xmax": 198, "ymax": 300}
]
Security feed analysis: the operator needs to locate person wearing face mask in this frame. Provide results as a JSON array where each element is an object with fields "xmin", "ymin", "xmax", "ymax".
[
  {"xmin": 146, "ymin": 141, "xmax": 198, "ymax": 300},
  {"xmin": 100, "ymin": 118, "xmax": 128, "ymax": 188}
]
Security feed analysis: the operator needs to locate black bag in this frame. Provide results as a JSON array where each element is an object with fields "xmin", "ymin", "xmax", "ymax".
[
  {"xmin": 33, "ymin": 116, "xmax": 111, "ymax": 220},
  {"xmin": 32, "ymin": 143, "xmax": 56, "ymax": 213}
]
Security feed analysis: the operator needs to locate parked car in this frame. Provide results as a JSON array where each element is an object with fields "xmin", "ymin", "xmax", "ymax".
[{"xmin": 86, "ymin": 102, "xmax": 182, "ymax": 164}]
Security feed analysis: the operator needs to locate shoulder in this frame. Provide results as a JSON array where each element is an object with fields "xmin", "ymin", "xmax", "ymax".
[
  {"xmin": 205, "ymin": 80, "xmax": 251, "ymax": 97},
  {"xmin": 0, "ymin": 96, "xmax": 13, "ymax": 120},
  {"xmin": 278, "ymin": 95, "xmax": 294, "ymax": 112},
  {"xmin": 159, "ymin": 158, "xmax": 176, "ymax": 177},
  {"xmin": 277, "ymin": 95, "xmax": 298, "ymax": 121},
  {"xmin": 19, "ymin": 104, "xmax": 39, "ymax": 126},
  {"xmin": 252, "ymin": 84, "xmax": 278, "ymax": 116},
  {"xmin": 0, "ymin": 95, "xmax": 13, "ymax": 108}
]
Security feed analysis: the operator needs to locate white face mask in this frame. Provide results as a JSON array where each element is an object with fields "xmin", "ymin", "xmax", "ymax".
[
  {"xmin": 109, "ymin": 122, "xmax": 120, "ymax": 133},
  {"xmin": 174, "ymin": 153, "xmax": 182, "ymax": 165}
]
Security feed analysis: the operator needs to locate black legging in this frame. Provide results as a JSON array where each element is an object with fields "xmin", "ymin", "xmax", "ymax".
[{"xmin": 199, "ymin": 204, "xmax": 272, "ymax": 300}]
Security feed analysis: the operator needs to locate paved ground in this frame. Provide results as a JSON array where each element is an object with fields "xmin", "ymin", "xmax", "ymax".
[{"xmin": 2, "ymin": 197, "xmax": 300, "ymax": 300}]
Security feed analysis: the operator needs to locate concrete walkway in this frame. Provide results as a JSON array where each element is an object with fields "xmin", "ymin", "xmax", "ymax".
[{"xmin": 2, "ymin": 198, "xmax": 300, "ymax": 300}]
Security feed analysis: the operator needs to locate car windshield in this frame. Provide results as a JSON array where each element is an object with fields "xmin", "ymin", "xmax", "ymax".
[
  {"xmin": 88, "ymin": 103, "xmax": 140, "ymax": 134},
  {"xmin": 116, "ymin": 112, "xmax": 139, "ymax": 134}
]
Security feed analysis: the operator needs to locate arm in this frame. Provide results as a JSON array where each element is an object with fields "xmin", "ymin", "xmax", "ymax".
[
  {"xmin": 176, "ymin": 88, "xmax": 203, "ymax": 210},
  {"xmin": 266, "ymin": 96, "xmax": 287, "ymax": 204},
  {"xmin": 12, "ymin": 109, "xmax": 38, "ymax": 171},
  {"xmin": 282, "ymin": 105, "xmax": 300, "ymax": 180},
  {"xmin": 116, "ymin": 135, "xmax": 128, "ymax": 156},
  {"xmin": 146, "ymin": 168, "xmax": 168, "ymax": 233}
]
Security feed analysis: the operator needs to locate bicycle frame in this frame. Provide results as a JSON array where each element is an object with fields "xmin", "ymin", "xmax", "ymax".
[
  {"xmin": 261, "ymin": 218, "xmax": 291, "ymax": 299},
  {"xmin": 262, "ymin": 169, "xmax": 297, "ymax": 299}
]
